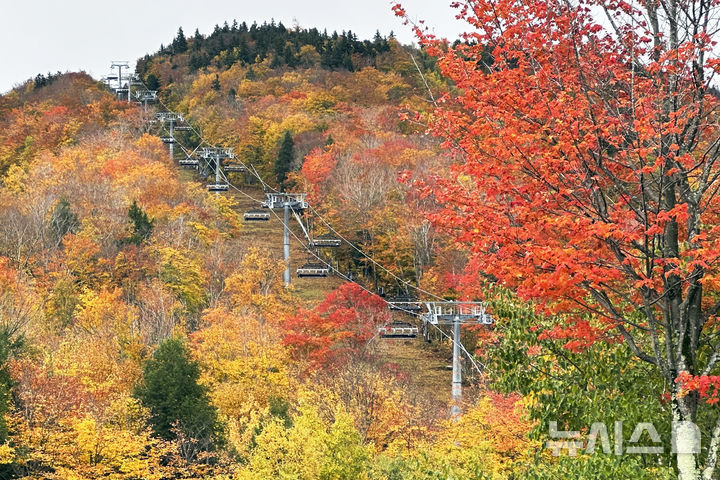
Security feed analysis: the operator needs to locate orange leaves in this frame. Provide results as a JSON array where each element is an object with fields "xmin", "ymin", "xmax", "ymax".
[{"xmin": 302, "ymin": 147, "xmax": 338, "ymax": 190}]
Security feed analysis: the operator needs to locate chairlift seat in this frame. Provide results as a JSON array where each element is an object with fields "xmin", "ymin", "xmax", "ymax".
[
  {"xmin": 388, "ymin": 296, "xmax": 423, "ymax": 312},
  {"xmin": 312, "ymin": 234, "xmax": 341, "ymax": 248},
  {"xmin": 297, "ymin": 263, "xmax": 330, "ymax": 277},
  {"xmin": 244, "ymin": 210, "xmax": 270, "ymax": 221},
  {"xmin": 207, "ymin": 183, "xmax": 229, "ymax": 192},
  {"xmin": 223, "ymin": 164, "xmax": 246, "ymax": 172},
  {"xmin": 160, "ymin": 136, "xmax": 175, "ymax": 144},
  {"xmin": 378, "ymin": 321, "xmax": 419, "ymax": 338},
  {"xmin": 179, "ymin": 158, "xmax": 199, "ymax": 167}
]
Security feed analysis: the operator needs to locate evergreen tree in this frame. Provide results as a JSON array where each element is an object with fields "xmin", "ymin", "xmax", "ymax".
[
  {"xmin": 126, "ymin": 200, "xmax": 154, "ymax": 245},
  {"xmin": 134, "ymin": 338, "xmax": 221, "ymax": 455},
  {"xmin": 145, "ymin": 73, "xmax": 160, "ymax": 91},
  {"xmin": 33, "ymin": 74, "xmax": 47, "ymax": 89},
  {"xmin": 0, "ymin": 331, "xmax": 22, "ymax": 444},
  {"xmin": 275, "ymin": 131, "xmax": 294, "ymax": 189},
  {"xmin": 0, "ymin": 330, "xmax": 22, "ymax": 480},
  {"xmin": 211, "ymin": 74, "xmax": 221, "ymax": 91},
  {"xmin": 50, "ymin": 197, "xmax": 79, "ymax": 242},
  {"xmin": 173, "ymin": 27, "xmax": 188, "ymax": 53},
  {"xmin": 189, "ymin": 54, "xmax": 208, "ymax": 72}
]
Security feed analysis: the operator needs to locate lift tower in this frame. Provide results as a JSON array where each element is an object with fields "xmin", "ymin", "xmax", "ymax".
[
  {"xmin": 110, "ymin": 61, "xmax": 130, "ymax": 102},
  {"xmin": 134, "ymin": 90, "xmax": 158, "ymax": 111},
  {"xmin": 421, "ymin": 302, "xmax": 493, "ymax": 418},
  {"xmin": 199, "ymin": 147, "xmax": 231, "ymax": 192},
  {"xmin": 262, "ymin": 193, "xmax": 309, "ymax": 286},
  {"xmin": 153, "ymin": 112, "xmax": 186, "ymax": 160}
]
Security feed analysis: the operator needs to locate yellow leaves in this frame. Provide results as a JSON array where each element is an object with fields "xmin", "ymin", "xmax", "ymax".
[
  {"xmin": 236, "ymin": 79, "xmax": 264, "ymax": 98},
  {"xmin": 188, "ymin": 221, "xmax": 216, "ymax": 245},
  {"xmin": 298, "ymin": 45, "xmax": 322, "ymax": 66},
  {"xmin": 235, "ymin": 402, "xmax": 370, "ymax": 480},
  {"xmin": 135, "ymin": 133, "xmax": 167, "ymax": 159},
  {"xmin": 69, "ymin": 403, "xmax": 171, "ymax": 480},
  {"xmin": 222, "ymin": 247, "xmax": 293, "ymax": 318},
  {"xmin": 61, "ymin": 233, "xmax": 109, "ymax": 287},
  {"xmin": 0, "ymin": 441, "xmax": 14, "ymax": 464},
  {"xmin": 73, "ymin": 416, "xmax": 99, "ymax": 460},
  {"xmin": 205, "ymin": 191, "xmax": 242, "ymax": 235},
  {"xmin": 192, "ymin": 306, "xmax": 293, "ymax": 424},
  {"xmin": 2, "ymin": 163, "xmax": 27, "ymax": 193},
  {"xmin": 427, "ymin": 395, "xmax": 535, "ymax": 480},
  {"xmin": 74, "ymin": 287, "xmax": 134, "ymax": 335},
  {"xmin": 156, "ymin": 246, "xmax": 208, "ymax": 314},
  {"xmin": 303, "ymin": 91, "xmax": 338, "ymax": 114},
  {"xmin": 13, "ymin": 382, "xmax": 171, "ymax": 480}
]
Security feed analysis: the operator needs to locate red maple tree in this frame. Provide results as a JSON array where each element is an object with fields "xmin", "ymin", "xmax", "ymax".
[
  {"xmin": 283, "ymin": 282, "xmax": 391, "ymax": 371},
  {"xmin": 396, "ymin": 0, "xmax": 720, "ymax": 477}
]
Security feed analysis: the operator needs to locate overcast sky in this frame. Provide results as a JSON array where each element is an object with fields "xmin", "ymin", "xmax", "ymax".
[{"xmin": 0, "ymin": 0, "xmax": 466, "ymax": 94}]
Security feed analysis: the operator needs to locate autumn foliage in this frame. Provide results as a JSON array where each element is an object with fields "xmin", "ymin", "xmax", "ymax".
[{"xmin": 283, "ymin": 282, "xmax": 391, "ymax": 370}]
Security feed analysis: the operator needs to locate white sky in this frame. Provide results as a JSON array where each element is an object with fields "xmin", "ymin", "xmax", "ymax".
[{"xmin": 0, "ymin": 0, "xmax": 466, "ymax": 94}]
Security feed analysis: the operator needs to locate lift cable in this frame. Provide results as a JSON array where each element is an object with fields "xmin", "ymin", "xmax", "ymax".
[
  {"xmin": 129, "ymin": 76, "xmax": 491, "ymax": 377},
  {"xmin": 223, "ymin": 177, "xmax": 489, "ymax": 377},
  {"xmin": 307, "ymin": 203, "xmax": 447, "ymax": 301}
]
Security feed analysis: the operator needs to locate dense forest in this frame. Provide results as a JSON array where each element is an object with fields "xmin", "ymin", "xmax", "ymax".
[{"xmin": 4, "ymin": 0, "xmax": 720, "ymax": 478}]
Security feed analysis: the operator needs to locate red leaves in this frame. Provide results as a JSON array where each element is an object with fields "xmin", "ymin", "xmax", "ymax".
[
  {"xmin": 399, "ymin": 0, "xmax": 720, "ymax": 356},
  {"xmin": 301, "ymin": 147, "xmax": 337, "ymax": 192},
  {"xmin": 282, "ymin": 282, "xmax": 391, "ymax": 371},
  {"xmin": 536, "ymin": 320, "xmax": 603, "ymax": 352},
  {"xmin": 676, "ymin": 372, "xmax": 720, "ymax": 404}
]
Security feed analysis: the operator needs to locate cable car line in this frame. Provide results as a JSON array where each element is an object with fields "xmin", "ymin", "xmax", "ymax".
[{"xmin": 113, "ymin": 68, "xmax": 494, "ymax": 410}]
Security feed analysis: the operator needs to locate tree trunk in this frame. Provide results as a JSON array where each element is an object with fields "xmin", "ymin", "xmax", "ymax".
[{"xmin": 673, "ymin": 383, "xmax": 702, "ymax": 480}]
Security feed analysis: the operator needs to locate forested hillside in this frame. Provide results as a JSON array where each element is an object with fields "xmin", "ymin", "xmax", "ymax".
[
  {"xmin": 0, "ymin": 22, "xmax": 538, "ymax": 480},
  {"xmin": 5, "ymin": 1, "xmax": 720, "ymax": 477}
]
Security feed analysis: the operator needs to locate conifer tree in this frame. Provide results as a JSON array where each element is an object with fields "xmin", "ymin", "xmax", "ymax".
[
  {"xmin": 275, "ymin": 131, "xmax": 294, "ymax": 189},
  {"xmin": 173, "ymin": 27, "xmax": 187, "ymax": 53},
  {"xmin": 126, "ymin": 200, "xmax": 154, "ymax": 245},
  {"xmin": 134, "ymin": 338, "xmax": 221, "ymax": 456},
  {"xmin": 145, "ymin": 73, "xmax": 160, "ymax": 91}
]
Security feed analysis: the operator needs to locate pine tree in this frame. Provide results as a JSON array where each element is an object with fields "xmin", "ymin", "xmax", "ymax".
[
  {"xmin": 145, "ymin": 73, "xmax": 160, "ymax": 91},
  {"xmin": 173, "ymin": 27, "xmax": 187, "ymax": 53},
  {"xmin": 211, "ymin": 74, "xmax": 221, "ymax": 91},
  {"xmin": 126, "ymin": 200, "xmax": 154, "ymax": 245},
  {"xmin": 275, "ymin": 131, "xmax": 294, "ymax": 189},
  {"xmin": 134, "ymin": 338, "xmax": 221, "ymax": 457}
]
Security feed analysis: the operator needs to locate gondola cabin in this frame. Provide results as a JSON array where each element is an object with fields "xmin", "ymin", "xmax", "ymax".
[
  {"xmin": 207, "ymin": 183, "xmax": 229, "ymax": 192},
  {"xmin": 296, "ymin": 263, "xmax": 330, "ymax": 277},
  {"xmin": 160, "ymin": 136, "xmax": 175, "ymax": 144},
  {"xmin": 378, "ymin": 321, "xmax": 419, "ymax": 338},
  {"xmin": 244, "ymin": 209, "xmax": 270, "ymax": 221}
]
